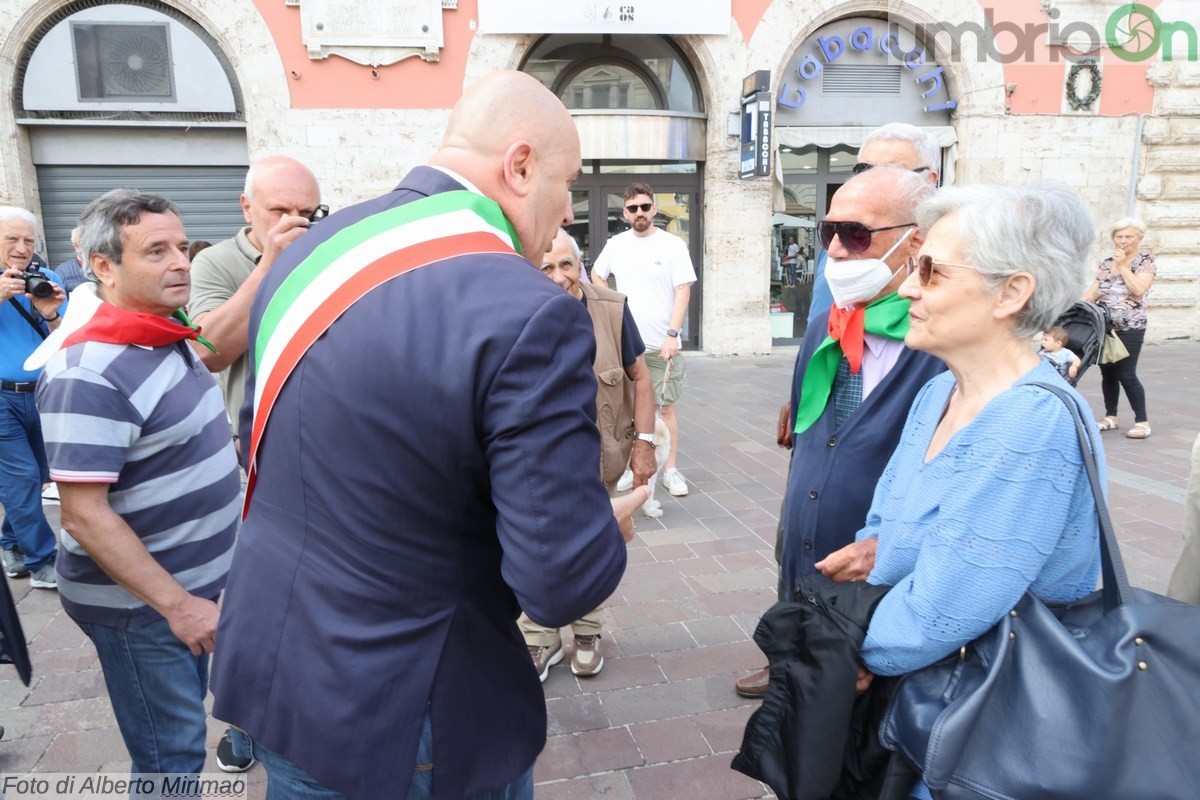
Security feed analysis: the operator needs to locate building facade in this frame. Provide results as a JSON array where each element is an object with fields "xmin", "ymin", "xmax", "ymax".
[{"xmin": 2, "ymin": 0, "xmax": 1197, "ymax": 352}]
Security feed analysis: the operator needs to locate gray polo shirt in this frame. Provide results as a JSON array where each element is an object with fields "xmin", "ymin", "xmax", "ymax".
[{"xmin": 189, "ymin": 227, "xmax": 260, "ymax": 429}]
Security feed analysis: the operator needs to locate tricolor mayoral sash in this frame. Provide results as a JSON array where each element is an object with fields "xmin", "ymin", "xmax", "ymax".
[{"xmin": 244, "ymin": 190, "xmax": 521, "ymax": 514}]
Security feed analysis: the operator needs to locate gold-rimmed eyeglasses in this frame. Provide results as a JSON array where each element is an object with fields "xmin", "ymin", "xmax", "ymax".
[{"xmin": 907, "ymin": 255, "xmax": 975, "ymax": 286}]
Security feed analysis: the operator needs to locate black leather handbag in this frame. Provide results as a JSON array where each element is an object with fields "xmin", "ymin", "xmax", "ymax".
[{"xmin": 879, "ymin": 381, "xmax": 1200, "ymax": 800}]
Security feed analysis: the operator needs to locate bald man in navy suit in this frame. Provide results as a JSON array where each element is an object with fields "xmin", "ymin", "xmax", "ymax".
[{"xmin": 212, "ymin": 72, "xmax": 641, "ymax": 799}]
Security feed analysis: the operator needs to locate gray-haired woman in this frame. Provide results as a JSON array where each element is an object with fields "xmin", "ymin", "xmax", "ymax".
[
  {"xmin": 826, "ymin": 183, "xmax": 1105, "ymax": 799},
  {"xmin": 1085, "ymin": 216, "xmax": 1156, "ymax": 439}
]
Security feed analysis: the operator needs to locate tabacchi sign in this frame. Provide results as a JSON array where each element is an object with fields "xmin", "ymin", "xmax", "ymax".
[{"xmin": 778, "ymin": 21, "xmax": 956, "ymax": 115}]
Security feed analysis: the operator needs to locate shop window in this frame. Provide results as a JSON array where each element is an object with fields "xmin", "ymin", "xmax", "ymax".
[{"xmin": 522, "ymin": 34, "xmax": 702, "ymax": 113}]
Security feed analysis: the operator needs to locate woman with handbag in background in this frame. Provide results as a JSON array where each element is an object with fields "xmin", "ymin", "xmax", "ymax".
[
  {"xmin": 1085, "ymin": 217, "xmax": 1156, "ymax": 439},
  {"xmin": 843, "ymin": 183, "xmax": 1104, "ymax": 799}
]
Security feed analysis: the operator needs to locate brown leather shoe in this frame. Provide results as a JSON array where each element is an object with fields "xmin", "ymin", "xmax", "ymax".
[{"xmin": 735, "ymin": 666, "xmax": 770, "ymax": 699}]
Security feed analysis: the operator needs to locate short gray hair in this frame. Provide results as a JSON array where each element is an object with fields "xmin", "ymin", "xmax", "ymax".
[
  {"xmin": 915, "ymin": 182, "xmax": 1095, "ymax": 338},
  {"xmin": 70, "ymin": 226, "xmax": 82, "ymax": 247},
  {"xmin": 557, "ymin": 228, "xmax": 583, "ymax": 262},
  {"xmin": 1109, "ymin": 216, "xmax": 1146, "ymax": 240},
  {"xmin": 862, "ymin": 122, "xmax": 940, "ymax": 172},
  {"xmin": 0, "ymin": 206, "xmax": 37, "ymax": 229},
  {"xmin": 78, "ymin": 189, "xmax": 181, "ymax": 280}
]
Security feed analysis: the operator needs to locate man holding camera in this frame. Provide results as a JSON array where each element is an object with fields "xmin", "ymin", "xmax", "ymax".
[
  {"xmin": 0, "ymin": 206, "xmax": 65, "ymax": 588},
  {"xmin": 189, "ymin": 156, "xmax": 323, "ymax": 434}
]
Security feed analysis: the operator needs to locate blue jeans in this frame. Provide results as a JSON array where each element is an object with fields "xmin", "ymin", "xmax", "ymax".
[
  {"xmin": 75, "ymin": 614, "xmax": 209, "ymax": 775},
  {"xmin": 0, "ymin": 389, "xmax": 56, "ymax": 571},
  {"xmin": 255, "ymin": 711, "xmax": 534, "ymax": 799}
]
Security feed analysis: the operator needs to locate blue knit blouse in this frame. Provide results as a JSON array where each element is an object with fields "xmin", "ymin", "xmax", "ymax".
[{"xmin": 859, "ymin": 360, "xmax": 1103, "ymax": 676}]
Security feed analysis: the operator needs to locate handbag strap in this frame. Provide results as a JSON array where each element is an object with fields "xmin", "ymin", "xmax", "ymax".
[{"xmin": 1031, "ymin": 381, "xmax": 1129, "ymax": 610}]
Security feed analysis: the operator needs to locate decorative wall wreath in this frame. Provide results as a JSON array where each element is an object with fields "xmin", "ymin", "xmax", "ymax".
[{"xmin": 1066, "ymin": 60, "xmax": 1102, "ymax": 111}]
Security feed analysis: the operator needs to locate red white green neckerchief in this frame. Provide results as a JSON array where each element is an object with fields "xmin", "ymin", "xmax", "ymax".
[
  {"xmin": 243, "ymin": 190, "xmax": 520, "ymax": 514},
  {"xmin": 792, "ymin": 292, "xmax": 911, "ymax": 435},
  {"xmin": 61, "ymin": 303, "xmax": 215, "ymax": 352}
]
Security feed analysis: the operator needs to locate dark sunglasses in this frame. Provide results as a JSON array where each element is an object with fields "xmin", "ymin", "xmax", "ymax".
[
  {"xmin": 816, "ymin": 220, "xmax": 915, "ymax": 253},
  {"xmin": 907, "ymin": 255, "xmax": 975, "ymax": 285},
  {"xmin": 625, "ymin": 203, "xmax": 653, "ymax": 214},
  {"xmin": 851, "ymin": 162, "xmax": 931, "ymax": 177},
  {"xmin": 307, "ymin": 205, "xmax": 330, "ymax": 223}
]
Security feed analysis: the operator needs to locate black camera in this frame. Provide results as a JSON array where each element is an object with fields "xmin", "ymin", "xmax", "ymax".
[{"xmin": 18, "ymin": 267, "xmax": 54, "ymax": 299}]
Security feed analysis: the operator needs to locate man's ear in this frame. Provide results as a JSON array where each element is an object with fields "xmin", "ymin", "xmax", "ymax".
[
  {"xmin": 240, "ymin": 194, "xmax": 253, "ymax": 225},
  {"xmin": 995, "ymin": 271, "xmax": 1035, "ymax": 321},
  {"xmin": 905, "ymin": 228, "xmax": 925, "ymax": 258},
  {"xmin": 502, "ymin": 141, "xmax": 535, "ymax": 198},
  {"xmin": 89, "ymin": 253, "xmax": 116, "ymax": 287}
]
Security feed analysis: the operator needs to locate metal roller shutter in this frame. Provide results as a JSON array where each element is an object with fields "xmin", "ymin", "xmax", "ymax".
[{"xmin": 35, "ymin": 165, "xmax": 245, "ymax": 266}]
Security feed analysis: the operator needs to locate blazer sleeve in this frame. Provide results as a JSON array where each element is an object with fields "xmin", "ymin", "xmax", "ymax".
[{"xmin": 482, "ymin": 291, "xmax": 627, "ymax": 628}]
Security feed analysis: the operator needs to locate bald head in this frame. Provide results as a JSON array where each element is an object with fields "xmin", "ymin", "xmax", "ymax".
[
  {"xmin": 431, "ymin": 71, "xmax": 581, "ymax": 260},
  {"xmin": 240, "ymin": 156, "xmax": 322, "ymax": 251}
]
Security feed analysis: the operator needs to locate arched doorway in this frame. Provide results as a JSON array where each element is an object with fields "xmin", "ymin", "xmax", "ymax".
[
  {"xmin": 522, "ymin": 34, "xmax": 706, "ymax": 349},
  {"xmin": 771, "ymin": 15, "xmax": 957, "ymax": 342},
  {"xmin": 16, "ymin": 1, "xmax": 248, "ymax": 264}
]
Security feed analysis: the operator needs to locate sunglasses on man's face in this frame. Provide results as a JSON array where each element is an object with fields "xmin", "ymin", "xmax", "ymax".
[
  {"xmin": 851, "ymin": 163, "xmax": 932, "ymax": 177},
  {"xmin": 907, "ymin": 255, "xmax": 975, "ymax": 286},
  {"xmin": 816, "ymin": 220, "xmax": 915, "ymax": 253},
  {"xmin": 625, "ymin": 203, "xmax": 653, "ymax": 214}
]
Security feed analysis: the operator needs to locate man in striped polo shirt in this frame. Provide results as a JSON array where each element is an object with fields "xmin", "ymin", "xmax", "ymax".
[{"xmin": 34, "ymin": 189, "xmax": 241, "ymax": 780}]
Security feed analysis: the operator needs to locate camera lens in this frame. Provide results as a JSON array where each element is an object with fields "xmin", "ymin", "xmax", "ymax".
[{"xmin": 25, "ymin": 275, "xmax": 53, "ymax": 299}]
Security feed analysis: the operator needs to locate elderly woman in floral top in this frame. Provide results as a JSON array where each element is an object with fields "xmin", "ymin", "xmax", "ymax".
[{"xmin": 1085, "ymin": 216, "xmax": 1156, "ymax": 439}]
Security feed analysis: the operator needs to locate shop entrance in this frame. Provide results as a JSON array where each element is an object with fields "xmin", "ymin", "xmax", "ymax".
[
  {"xmin": 772, "ymin": 145, "xmax": 855, "ymax": 342},
  {"xmin": 567, "ymin": 164, "xmax": 702, "ymax": 350}
]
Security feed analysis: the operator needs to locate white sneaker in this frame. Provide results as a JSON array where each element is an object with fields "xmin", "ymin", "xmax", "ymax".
[
  {"xmin": 615, "ymin": 469, "xmax": 634, "ymax": 492},
  {"xmin": 662, "ymin": 468, "xmax": 688, "ymax": 497}
]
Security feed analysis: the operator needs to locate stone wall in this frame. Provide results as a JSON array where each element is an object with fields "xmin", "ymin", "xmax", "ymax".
[{"xmin": 1, "ymin": 0, "xmax": 1196, "ymax": 352}]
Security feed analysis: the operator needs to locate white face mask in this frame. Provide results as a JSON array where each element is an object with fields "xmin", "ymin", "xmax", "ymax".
[{"xmin": 825, "ymin": 227, "xmax": 915, "ymax": 310}]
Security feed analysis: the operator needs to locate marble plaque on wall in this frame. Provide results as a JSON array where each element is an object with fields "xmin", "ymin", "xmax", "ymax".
[{"xmin": 297, "ymin": 0, "xmax": 446, "ymax": 65}]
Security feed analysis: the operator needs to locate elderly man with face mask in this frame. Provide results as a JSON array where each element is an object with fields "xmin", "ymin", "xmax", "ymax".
[{"xmin": 735, "ymin": 166, "xmax": 945, "ymax": 699}]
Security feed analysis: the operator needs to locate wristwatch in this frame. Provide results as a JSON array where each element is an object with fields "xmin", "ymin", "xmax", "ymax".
[
  {"xmin": 635, "ymin": 432, "xmax": 656, "ymax": 447},
  {"xmin": 666, "ymin": 329, "xmax": 679, "ymax": 338}
]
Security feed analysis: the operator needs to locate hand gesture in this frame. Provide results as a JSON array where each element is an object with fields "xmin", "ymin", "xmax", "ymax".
[
  {"xmin": 31, "ymin": 282, "xmax": 66, "ymax": 321},
  {"xmin": 259, "ymin": 214, "xmax": 313, "ymax": 270},
  {"xmin": 815, "ymin": 538, "xmax": 878, "ymax": 582},
  {"xmin": 1, "ymin": 269, "xmax": 27, "ymax": 303},
  {"xmin": 611, "ymin": 486, "xmax": 649, "ymax": 543}
]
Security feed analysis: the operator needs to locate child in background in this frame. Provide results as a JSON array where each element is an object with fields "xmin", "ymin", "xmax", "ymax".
[{"xmin": 1040, "ymin": 326, "xmax": 1081, "ymax": 380}]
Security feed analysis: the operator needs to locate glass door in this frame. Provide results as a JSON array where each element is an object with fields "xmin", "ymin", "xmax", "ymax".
[{"xmin": 576, "ymin": 165, "xmax": 701, "ymax": 349}]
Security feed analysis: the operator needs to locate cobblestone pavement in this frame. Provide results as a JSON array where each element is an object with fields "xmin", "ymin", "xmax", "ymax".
[{"xmin": 1, "ymin": 341, "xmax": 1195, "ymax": 799}]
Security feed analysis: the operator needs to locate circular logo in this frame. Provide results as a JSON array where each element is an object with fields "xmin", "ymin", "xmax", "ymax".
[{"xmin": 1107, "ymin": 3, "xmax": 1161, "ymax": 62}]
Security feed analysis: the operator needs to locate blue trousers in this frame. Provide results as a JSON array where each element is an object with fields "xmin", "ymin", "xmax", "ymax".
[
  {"xmin": 255, "ymin": 711, "xmax": 534, "ymax": 799},
  {"xmin": 75, "ymin": 614, "xmax": 209, "ymax": 775},
  {"xmin": 0, "ymin": 389, "xmax": 56, "ymax": 572}
]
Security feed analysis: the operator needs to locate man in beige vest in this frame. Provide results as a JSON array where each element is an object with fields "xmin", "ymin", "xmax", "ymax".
[{"xmin": 519, "ymin": 228, "xmax": 656, "ymax": 681}]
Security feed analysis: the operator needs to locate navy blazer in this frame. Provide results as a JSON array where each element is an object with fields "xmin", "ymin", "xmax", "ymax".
[{"xmin": 211, "ymin": 167, "xmax": 628, "ymax": 799}]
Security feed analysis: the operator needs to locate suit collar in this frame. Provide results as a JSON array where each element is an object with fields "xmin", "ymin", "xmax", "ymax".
[{"xmin": 394, "ymin": 165, "xmax": 471, "ymax": 198}]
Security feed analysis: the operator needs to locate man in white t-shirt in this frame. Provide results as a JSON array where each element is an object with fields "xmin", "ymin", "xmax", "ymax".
[{"xmin": 591, "ymin": 183, "xmax": 697, "ymax": 497}]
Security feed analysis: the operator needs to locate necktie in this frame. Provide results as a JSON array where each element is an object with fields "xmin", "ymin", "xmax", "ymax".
[{"xmin": 832, "ymin": 356, "xmax": 863, "ymax": 427}]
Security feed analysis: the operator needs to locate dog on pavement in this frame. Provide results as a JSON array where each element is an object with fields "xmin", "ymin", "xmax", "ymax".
[{"xmin": 639, "ymin": 416, "xmax": 671, "ymax": 518}]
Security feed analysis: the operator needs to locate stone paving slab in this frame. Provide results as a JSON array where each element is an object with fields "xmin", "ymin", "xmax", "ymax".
[{"xmin": 0, "ymin": 341, "xmax": 1195, "ymax": 800}]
